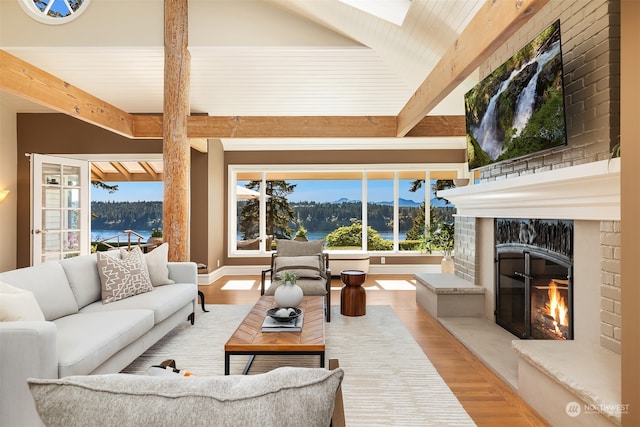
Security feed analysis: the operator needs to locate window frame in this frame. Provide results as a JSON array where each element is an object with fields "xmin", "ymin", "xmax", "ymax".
[
  {"xmin": 18, "ymin": 0, "xmax": 91, "ymax": 25},
  {"xmin": 229, "ymin": 163, "xmax": 466, "ymax": 258}
]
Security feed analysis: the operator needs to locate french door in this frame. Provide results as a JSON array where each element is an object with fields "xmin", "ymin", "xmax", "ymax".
[{"xmin": 31, "ymin": 154, "xmax": 90, "ymax": 265}]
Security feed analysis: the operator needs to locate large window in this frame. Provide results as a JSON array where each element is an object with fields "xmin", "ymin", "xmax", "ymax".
[{"xmin": 230, "ymin": 165, "xmax": 462, "ymax": 256}]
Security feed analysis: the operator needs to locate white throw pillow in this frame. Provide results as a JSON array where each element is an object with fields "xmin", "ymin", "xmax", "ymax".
[
  {"xmin": 98, "ymin": 246, "xmax": 154, "ymax": 304},
  {"xmin": 0, "ymin": 281, "xmax": 45, "ymax": 321},
  {"xmin": 143, "ymin": 243, "xmax": 175, "ymax": 286}
]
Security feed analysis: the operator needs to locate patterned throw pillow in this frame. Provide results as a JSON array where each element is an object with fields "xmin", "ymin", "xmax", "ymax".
[{"xmin": 97, "ymin": 246, "xmax": 154, "ymax": 304}]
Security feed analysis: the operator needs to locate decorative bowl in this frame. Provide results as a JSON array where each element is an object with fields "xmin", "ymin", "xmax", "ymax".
[
  {"xmin": 453, "ymin": 178, "xmax": 470, "ymax": 187},
  {"xmin": 267, "ymin": 307, "xmax": 302, "ymax": 322}
]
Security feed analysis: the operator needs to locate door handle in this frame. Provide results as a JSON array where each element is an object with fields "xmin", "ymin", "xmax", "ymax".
[{"xmin": 514, "ymin": 271, "xmax": 533, "ymax": 280}]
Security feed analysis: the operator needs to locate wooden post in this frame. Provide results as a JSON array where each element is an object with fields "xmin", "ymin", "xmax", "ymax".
[{"xmin": 163, "ymin": 0, "xmax": 190, "ymax": 261}]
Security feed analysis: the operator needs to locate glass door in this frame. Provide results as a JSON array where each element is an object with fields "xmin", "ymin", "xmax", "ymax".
[{"xmin": 31, "ymin": 154, "xmax": 90, "ymax": 264}]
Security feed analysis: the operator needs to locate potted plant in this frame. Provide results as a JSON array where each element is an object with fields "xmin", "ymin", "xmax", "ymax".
[
  {"xmin": 281, "ymin": 270, "xmax": 299, "ymax": 285},
  {"xmin": 423, "ymin": 221, "xmax": 455, "ymax": 273},
  {"xmin": 148, "ymin": 228, "xmax": 164, "ymax": 246},
  {"xmin": 294, "ymin": 226, "xmax": 308, "ymax": 241},
  {"xmin": 275, "ymin": 271, "xmax": 303, "ymax": 307}
]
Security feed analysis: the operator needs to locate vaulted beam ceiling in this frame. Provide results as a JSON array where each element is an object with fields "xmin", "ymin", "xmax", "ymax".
[{"xmin": 1, "ymin": 0, "xmax": 546, "ymax": 142}]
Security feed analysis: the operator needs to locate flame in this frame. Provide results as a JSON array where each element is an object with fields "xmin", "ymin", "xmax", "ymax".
[{"xmin": 545, "ymin": 280, "xmax": 568, "ymax": 336}]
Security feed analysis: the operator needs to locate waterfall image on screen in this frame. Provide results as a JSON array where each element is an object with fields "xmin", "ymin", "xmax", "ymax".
[{"xmin": 464, "ymin": 20, "xmax": 567, "ymax": 169}]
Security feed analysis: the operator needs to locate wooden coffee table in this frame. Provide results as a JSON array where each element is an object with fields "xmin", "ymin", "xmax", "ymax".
[{"xmin": 224, "ymin": 296, "xmax": 326, "ymax": 375}]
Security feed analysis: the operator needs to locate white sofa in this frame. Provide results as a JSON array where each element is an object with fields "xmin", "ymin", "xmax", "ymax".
[{"xmin": 0, "ymin": 252, "xmax": 198, "ymax": 427}]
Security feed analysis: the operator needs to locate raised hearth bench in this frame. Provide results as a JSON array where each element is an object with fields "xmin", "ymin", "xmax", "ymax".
[
  {"xmin": 414, "ymin": 273, "xmax": 485, "ymax": 318},
  {"xmin": 414, "ymin": 274, "xmax": 622, "ymax": 427},
  {"xmin": 513, "ymin": 340, "xmax": 621, "ymax": 426}
]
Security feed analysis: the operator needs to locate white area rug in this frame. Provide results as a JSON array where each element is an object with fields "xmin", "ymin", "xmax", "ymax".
[{"xmin": 122, "ymin": 305, "xmax": 475, "ymax": 426}]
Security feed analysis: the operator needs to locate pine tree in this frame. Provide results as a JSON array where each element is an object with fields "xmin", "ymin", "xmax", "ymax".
[{"xmin": 239, "ymin": 180, "xmax": 296, "ymax": 239}]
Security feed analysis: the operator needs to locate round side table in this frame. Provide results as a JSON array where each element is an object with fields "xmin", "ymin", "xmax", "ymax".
[{"xmin": 340, "ymin": 270, "xmax": 367, "ymax": 316}]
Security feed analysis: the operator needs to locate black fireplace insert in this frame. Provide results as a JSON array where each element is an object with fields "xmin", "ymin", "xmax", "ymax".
[{"xmin": 495, "ymin": 219, "xmax": 573, "ymax": 340}]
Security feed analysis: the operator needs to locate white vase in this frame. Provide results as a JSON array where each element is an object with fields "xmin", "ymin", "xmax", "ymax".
[
  {"xmin": 441, "ymin": 255, "xmax": 455, "ymax": 274},
  {"xmin": 274, "ymin": 282, "xmax": 304, "ymax": 307}
]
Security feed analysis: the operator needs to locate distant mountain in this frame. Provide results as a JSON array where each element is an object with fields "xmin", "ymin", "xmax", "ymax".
[
  {"xmin": 375, "ymin": 198, "xmax": 421, "ymax": 207},
  {"xmin": 430, "ymin": 197, "xmax": 450, "ymax": 208},
  {"xmin": 330, "ymin": 197, "xmax": 450, "ymax": 208}
]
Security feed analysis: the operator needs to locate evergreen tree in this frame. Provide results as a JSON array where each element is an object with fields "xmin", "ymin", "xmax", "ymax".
[
  {"xmin": 239, "ymin": 181, "xmax": 296, "ymax": 239},
  {"xmin": 405, "ymin": 179, "xmax": 454, "ymax": 240}
]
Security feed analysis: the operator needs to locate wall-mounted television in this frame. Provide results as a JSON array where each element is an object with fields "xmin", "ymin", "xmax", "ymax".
[{"xmin": 464, "ymin": 20, "xmax": 567, "ymax": 170}]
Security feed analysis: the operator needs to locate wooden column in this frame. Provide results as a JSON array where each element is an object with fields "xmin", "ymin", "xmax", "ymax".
[
  {"xmin": 163, "ymin": 0, "xmax": 190, "ymax": 261},
  {"xmin": 621, "ymin": 0, "xmax": 639, "ymax": 424}
]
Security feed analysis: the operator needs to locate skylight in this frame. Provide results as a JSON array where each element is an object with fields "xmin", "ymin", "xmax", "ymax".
[{"xmin": 339, "ymin": 0, "xmax": 411, "ymax": 26}]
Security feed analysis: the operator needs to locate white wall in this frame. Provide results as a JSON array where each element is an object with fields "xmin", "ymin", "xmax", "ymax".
[{"xmin": 573, "ymin": 220, "xmax": 604, "ymax": 345}]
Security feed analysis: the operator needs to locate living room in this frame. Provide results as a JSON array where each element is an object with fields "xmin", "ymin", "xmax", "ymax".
[{"xmin": 1, "ymin": 0, "xmax": 638, "ymax": 426}]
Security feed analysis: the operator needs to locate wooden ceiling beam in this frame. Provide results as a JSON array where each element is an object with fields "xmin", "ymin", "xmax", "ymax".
[
  {"xmin": 0, "ymin": 50, "xmax": 134, "ymax": 138},
  {"xmin": 132, "ymin": 115, "xmax": 398, "ymax": 138},
  {"xmin": 110, "ymin": 162, "xmax": 132, "ymax": 181},
  {"xmin": 2, "ymin": 48, "xmax": 471, "ymax": 140},
  {"xmin": 131, "ymin": 114, "xmax": 464, "ymax": 138},
  {"xmin": 406, "ymin": 115, "xmax": 465, "ymax": 137},
  {"xmin": 396, "ymin": 0, "xmax": 549, "ymax": 136},
  {"xmin": 139, "ymin": 161, "xmax": 160, "ymax": 180},
  {"xmin": 90, "ymin": 166, "xmax": 106, "ymax": 182}
]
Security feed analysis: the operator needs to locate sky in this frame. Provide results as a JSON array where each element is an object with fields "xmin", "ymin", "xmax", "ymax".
[
  {"xmin": 91, "ymin": 182, "xmax": 164, "ymax": 202},
  {"xmin": 91, "ymin": 180, "xmax": 433, "ymax": 203}
]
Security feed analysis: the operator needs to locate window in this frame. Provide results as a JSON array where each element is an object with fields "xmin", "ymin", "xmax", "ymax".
[
  {"xmin": 229, "ymin": 165, "xmax": 462, "ymax": 256},
  {"xmin": 19, "ymin": 0, "xmax": 91, "ymax": 25}
]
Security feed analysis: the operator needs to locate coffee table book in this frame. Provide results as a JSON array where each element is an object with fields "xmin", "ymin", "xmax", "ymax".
[{"xmin": 262, "ymin": 313, "xmax": 304, "ymax": 332}]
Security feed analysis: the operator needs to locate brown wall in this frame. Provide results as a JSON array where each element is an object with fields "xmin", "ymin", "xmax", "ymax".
[{"xmin": 16, "ymin": 113, "xmax": 209, "ymax": 268}]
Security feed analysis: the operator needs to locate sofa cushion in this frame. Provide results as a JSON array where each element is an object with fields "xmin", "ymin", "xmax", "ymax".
[
  {"xmin": 80, "ymin": 283, "xmax": 197, "ymax": 324},
  {"xmin": 54, "ymin": 310, "xmax": 154, "ymax": 377},
  {"xmin": 143, "ymin": 243, "xmax": 175, "ymax": 286},
  {"xmin": 276, "ymin": 238, "xmax": 325, "ymax": 256},
  {"xmin": 28, "ymin": 367, "xmax": 344, "ymax": 427},
  {"xmin": 98, "ymin": 246, "xmax": 154, "ymax": 304},
  {"xmin": 59, "ymin": 252, "xmax": 120, "ymax": 309},
  {"xmin": 273, "ymin": 255, "xmax": 324, "ymax": 279},
  {"xmin": 0, "ymin": 262, "xmax": 78, "ymax": 321},
  {"xmin": 0, "ymin": 281, "xmax": 45, "ymax": 321}
]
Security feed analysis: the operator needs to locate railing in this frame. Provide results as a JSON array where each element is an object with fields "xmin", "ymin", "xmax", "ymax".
[{"xmin": 94, "ymin": 230, "xmax": 155, "ymax": 252}]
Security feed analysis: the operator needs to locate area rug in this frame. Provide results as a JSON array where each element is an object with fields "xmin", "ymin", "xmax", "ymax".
[{"xmin": 122, "ymin": 305, "xmax": 475, "ymax": 426}]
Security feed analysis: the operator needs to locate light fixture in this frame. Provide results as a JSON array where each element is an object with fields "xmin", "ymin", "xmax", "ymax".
[{"xmin": 0, "ymin": 190, "xmax": 9, "ymax": 203}]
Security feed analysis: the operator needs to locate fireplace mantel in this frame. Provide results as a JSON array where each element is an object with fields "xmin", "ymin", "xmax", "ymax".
[{"xmin": 438, "ymin": 158, "xmax": 620, "ymax": 221}]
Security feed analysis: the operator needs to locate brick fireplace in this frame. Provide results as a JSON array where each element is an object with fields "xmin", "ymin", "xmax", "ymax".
[{"xmin": 438, "ymin": 159, "xmax": 621, "ymax": 426}]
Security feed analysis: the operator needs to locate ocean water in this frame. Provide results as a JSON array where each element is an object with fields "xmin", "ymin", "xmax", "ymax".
[
  {"xmin": 94, "ymin": 229, "xmax": 410, "ymax": 244},
  {"xmin": 237, "ymin": 231, "xmax": 407, "ymax": 241}
]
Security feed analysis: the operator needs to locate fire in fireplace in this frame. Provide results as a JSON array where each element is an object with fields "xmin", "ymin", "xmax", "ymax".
[
  {"xmin": 532, "ymin": 278, "xmax": 570, "ymax": 339},
  {"xmin": 495, "ymin": 219, "xmax": 573, "ymax": 340}
]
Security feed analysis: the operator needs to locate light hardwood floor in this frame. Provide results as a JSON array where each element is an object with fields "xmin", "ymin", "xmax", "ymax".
[{"xmin": 199, "ymin": 274, "xmax": 549, "ymax": 427}]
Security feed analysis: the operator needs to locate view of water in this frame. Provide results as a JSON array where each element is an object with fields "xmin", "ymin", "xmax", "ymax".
[
  {"xmin": 93, "ymin": 230, "xmax": 409, "ymax": 243},
  {"xmin": 237, "ymin": 231, "xmax": 407, "ymax": 241}
]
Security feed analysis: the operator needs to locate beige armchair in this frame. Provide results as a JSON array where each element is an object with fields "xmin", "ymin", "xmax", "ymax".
[{"xmin": 261, "ymin": 239, "xmax": 331, "ymax": 321}]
